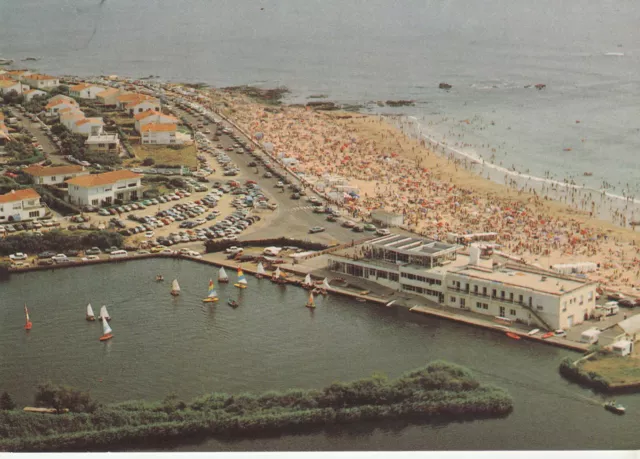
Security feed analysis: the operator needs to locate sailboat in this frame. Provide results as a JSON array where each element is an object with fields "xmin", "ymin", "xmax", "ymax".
[
  {"xmin": 306, "ymin": 274, "xmax": 317, "ymax": 289},
  {"xmin": 24, "ymin": 304, "xmax": 32, "ymax": 330},
  {"xmin": 218, "ymin": 267, "xmax": 229, "ymax": 283},
  {"xmin": 234, "ymin": 268, "xmax": 248, "ymax": 289},
  {"xmin": 86, "ymin": 303, "xmax": 96, "ymax": 321},
  {"xmin": 99, "ymin": 317, "xmax": 113, "ymax": 341},
  {"xmin": 99, "ymin": 305, "xmax": 111, "ymax": 322},
  {"xmin": 171, "ymin": 279, "xmax": 180, "ymax": 296},
  {"xmin": 305, "ymin": 292, "xmax": 316, "ymax": 309},
  {"xmin": 202, "ymin": 279, "xmax": 219, "ymax": 302},
  {"xmin": 255, "ymin": 262, "xmax": 266, "ymax": 279},
  {"xmin": 271, "ymin": 267, "xmax": 281, "ymax": 282}
]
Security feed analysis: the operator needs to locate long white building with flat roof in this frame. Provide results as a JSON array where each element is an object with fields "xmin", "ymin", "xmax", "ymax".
[{"xmin": 328, "ymin": 234, "xmax": 597, "ymax": 330}]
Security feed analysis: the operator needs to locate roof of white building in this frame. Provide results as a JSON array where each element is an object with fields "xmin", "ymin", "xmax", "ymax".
[
  {"xmin": 616, "ymin": 315, "xmax": 640, "ymax": 335},
  {"xmin": 0, "ymin": 188, "xmax": 40, "ymax": 203},
  {"xmin": 66, "ymin": 170, "xmax": 141, "ymax": 188}
]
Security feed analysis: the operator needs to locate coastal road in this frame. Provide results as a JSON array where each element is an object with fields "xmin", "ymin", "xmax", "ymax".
[{"xmin": 13, "ymin": 111, "xmax": 74, "ymax": 165}]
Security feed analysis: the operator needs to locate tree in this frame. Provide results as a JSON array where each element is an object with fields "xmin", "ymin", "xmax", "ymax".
[
  {"xmin": 2, "ymin": 90, "xmax": 24, "ymax": 105},
  {"xmin": 142, "ymin": 157, "xmax": 155, "ymax": 166},
  {"xmin": 0, "ymin": 391, "xmax": 16, "ymax": 410},
  {"xmin": 34, "ymin": 382, "xmax": 98, "ymax": 413}
]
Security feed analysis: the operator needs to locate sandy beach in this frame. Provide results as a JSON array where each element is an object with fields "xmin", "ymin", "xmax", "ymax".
[{"xmin": 178, "ymin": 87, "xmax": 640, "ymax": 297}]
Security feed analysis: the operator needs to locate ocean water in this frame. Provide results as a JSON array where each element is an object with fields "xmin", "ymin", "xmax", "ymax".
[{"xmin": 1, "ymin": 0, "xmax": 639, "ymax": 212}]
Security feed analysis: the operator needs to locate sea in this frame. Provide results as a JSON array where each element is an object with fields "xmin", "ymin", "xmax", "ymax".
[{"xmin": 1, "ymin": 0, "xmax": 639, "ymax": 219}]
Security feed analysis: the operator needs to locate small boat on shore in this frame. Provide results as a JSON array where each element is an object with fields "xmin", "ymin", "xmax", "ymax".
[
  {"xmin": 86, "ymin": 303, "xmax": 96, "ymax": 321},
  {"xmin": 506, "ymin": 332, "xmax": 521, "ymax": 340},
  {"xmin": 234, "ymin": 268, "xmax": 248, "ymax": 289},
  {"xmin": 202, "ymin": 279, "xmax": 219, "ymax": 303},
  {"xmin": 385, "ymin": 300, "xmax": 397, "ymax": 308},
  {"xmin": 303, "ymin": 274, "xmax": 314, "ymax": 290},
  {"xmin": 171, "ymin": 279, "xmax": 181, "ymax": 296},
  {"xmin": 305, "ymin": 292, "xmax": 316, "ymax": 309},
  {"xmin": 99, "ymin": 305, "xmax": 111, "ymax": 322},
  {"xmin": 256, "ymin": 262, "xmax": 266, "ymax": 279},
  {"xmin": 218, "ymin": 267, "xmax": 229, "ymax": 283},
  {"xmin": 228, "ymin": 299, "xmax": 239, "ymax": 308},
  {"xmin": 100, "ymin": 317, "xmax": 113, "ymax": 341},
  {"xmin": 604, "ymin": 401, "xmax": 625, "ymax": 415},
  {"xmin": 541, "ymin": 332, "xmax": 554, "ymax": 339},
  {"xmin": 322, "ymin": 278, "xmax": 331, "ymax": 290},
  {"xmin": 24, "ymin": 304, "xmax": 32, "ymax": 330},
  {"xmin": 527, "ymin": 328, "xmax": 540, "ymax": 336}
]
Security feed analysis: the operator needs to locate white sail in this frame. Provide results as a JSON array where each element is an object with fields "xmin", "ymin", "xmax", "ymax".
[
  {"xmin": 87, "ymin": 304, "xmax": 95, "ymax": 317},
  {"xmin": 102, "ymin": 318, "xmax": 112, "ymax": 335},
  {"xmin": 172, "ymin": 279, "xmax": 180, "ymax": 292},
  {"xmin": 238, "ymin": 277, "xmax": 248, "ymax": 285},
  {"xmin": 218, "ymin": 267, "xmax": 228, "ymax": 280},
  {"xmin": 274, "ymin": 267, "xmax": 281, "ymax": 277},
  {"xmin": 100, "ymin": 305, "xmax": 110, "ymax": 319},
  {"xmin": 304, "ymin": 274, "xmax": 312, "ymax": 285},
  {"xmin": 256, "ymin": 262, "xmax": 266, "ymax": 275},
  {"xmin": 322, "ymin": 278, "xmax": 331, "ymax": 289}
]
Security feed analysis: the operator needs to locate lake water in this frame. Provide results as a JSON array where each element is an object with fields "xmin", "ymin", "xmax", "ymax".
[
  {"xmin": 0, "ymin": 258, "xmax": 638, "ymax": 451},
  {"xmin": 1, "ymin": 0, "xmax": 639, "ymax": 199}
]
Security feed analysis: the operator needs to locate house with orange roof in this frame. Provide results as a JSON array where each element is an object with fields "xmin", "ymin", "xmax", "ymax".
[
  {"xmin": 140, "ymin": 122, "xmax": 180, "ymax": 145},
  {"xmin": 0, "ymin": 188, "xmax": 45, "ymax": 222},
  {"xmin": 60, "ymin": 110, "xmax": 85, "ymax": 130},
  {"xmin": 96, "ymin": 87, "xmax": 120, "ymax": 106},
  {"xmin": 125, "ymin": 97, "xmax": 161, "ymax": 116},
  {"xmin": 48, "ymin": 94, "xmax": 78, "ymax": 106},
  {"xmin": 21, "ymin": 73, "xmax": 60, "ymax": 90},
  {"xmin": 45, "ymin": 96, "xmax": 79, "ymax": 116},
  {"xmin": 70, "ymin": 117, "xmax": 105, "ymax": 137},
  {"xmin": 23, "ymin": 88, "xmax": 47, "ymax": 102},
  {"xmin": 66, "ymin": 170, "xmax": 143, "ymax": 206},
  {"xmin": 23, "ymin": 165, "xmax": 89, "ymax": 185},
  {"xmin": 115, "ymin": 93, "xmax": 148, "ymax": 110},
  {"xmin": 69, "ymin": 83, "xmax": 105, "ymax": 99},
  {"xmin": 134, "ymin": 110, "xmax": 178, "ymax": 132},
  {"xmin": 5, "ymin": 70, "xmax": 32, "ymax": 79},
  {"xmin": 0, "ymin": 79, "xmax": 28, "ymax": 96}
]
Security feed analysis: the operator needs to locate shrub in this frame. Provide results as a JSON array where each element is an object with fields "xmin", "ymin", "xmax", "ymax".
[
  {"xmin": 34, "ymin": 383, "xmax": 98, "ymax": 414},
  {"xmin": 0, "ymin": 392, "xmax": 16, "ymax": 411}
]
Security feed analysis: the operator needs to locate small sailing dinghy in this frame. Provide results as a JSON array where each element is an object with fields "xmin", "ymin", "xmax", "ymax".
[
  {"xmin": 271, "ymin": 267, "xmax": 281, "ymax": 282},
  {"xmin": 303, "ymin": 274, "xmax": 314, "ymax": 290},
  {"xmin": 228, "ymin": 299, "xmax": 239, "ymax": 308},
  {"xmin": 202, "ymin": 279, "xmax": 219, "ymax": 303},
  {"xmin": 256, "ymin": 262, "xmax": 266, "ymax": 279},
  {"xmin": 171, "ymin": 279, "xmax": 181, "ymax": 296},
  {"xmin": 604, "ymin": 401, "xmax": 625, "ymax": 415},
  {"xmin": 322, "ymin": 278, "xmax": 331, "ymax": 290},
  {"xmin": 24, "ymin": 304, "xmax": 32, "ymax": 330},
  {"xmin": 305, "ymin": 292, "xmax": 316, "ymax": 309},
  {"xmin": 218, "ymin": 267, "xmax": 229, "ymax": 283},
  {"xmin": 99, "ymin": 305, "xmax": 111, "ymax": 322},
  {"xmin": 234, "ymin": 268, "xmax": 248, "ymax": 289},
  {"xmin": 100, "ymin": 317, "xmax": 113, "ymax": 341},
  {"xmin": 86, "ymin": 303, "xmax": 96, "ymax": 321}
]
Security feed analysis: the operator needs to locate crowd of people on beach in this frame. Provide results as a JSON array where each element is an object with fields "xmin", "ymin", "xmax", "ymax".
[{"xmin": 180, "ymin": 87, "xmax": 640, "ymax": 296}]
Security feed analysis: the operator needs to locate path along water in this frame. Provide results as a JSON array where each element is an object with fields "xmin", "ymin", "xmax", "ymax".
[{"xmin": 0, "ymin": 258, "xmax": 638, "ymax": 451}]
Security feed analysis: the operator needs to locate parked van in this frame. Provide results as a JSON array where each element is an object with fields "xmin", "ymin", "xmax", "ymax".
[
  {"xmin": 598, "ymin": 301, "xmax": 620, "ymax": 316},
  {"xmin": 580, "ymin": 328, "xmax": 601, "ymax": 344},
  {"xmin": 109, "ymin": 250, "xmax": 128, "ymax": 258}
]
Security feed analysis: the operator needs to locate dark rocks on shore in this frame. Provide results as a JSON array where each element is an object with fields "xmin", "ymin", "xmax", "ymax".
[
  {"xmin": 305, "ymin": 101, "xmax": 338, "ymax": 111},
  {"xmin": 307, "ymin": 94, "xmax": 328, "ymax": 99},
  {"xmin": 439, "ymin": 83, "xmax": 452, "ymax": 90},
  {"xmin": 385, "ymin": 100, "xmax": 415, "ymax": 107},
  {"xmin": 223, "ymin": 85, "xmax": 290, "ymax": 105}
]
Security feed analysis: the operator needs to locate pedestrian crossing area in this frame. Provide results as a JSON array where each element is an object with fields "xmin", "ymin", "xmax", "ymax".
[{"xmin": 287, "ymin": 205, "xmax": 317, "ymax": 213}]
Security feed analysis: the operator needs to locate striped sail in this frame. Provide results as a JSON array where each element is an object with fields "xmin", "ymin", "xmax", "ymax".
[
  {"xmin": 207, "ymin": 279, "xmax": 218, "ymax": 298},
  {"xmin": 237, "ymin": 268, "xmax": 248, "ymax": 285}
]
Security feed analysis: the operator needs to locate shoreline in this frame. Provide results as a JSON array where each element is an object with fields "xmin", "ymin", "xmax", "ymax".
[{"xmin": 6, "ymin": 253, "xmax": 587, "ymax": 353}]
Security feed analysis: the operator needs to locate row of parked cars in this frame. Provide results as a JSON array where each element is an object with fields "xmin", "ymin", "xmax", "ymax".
[{"xmin": 0, "ymin": 220, "xmax": 60, "ymax": 234}]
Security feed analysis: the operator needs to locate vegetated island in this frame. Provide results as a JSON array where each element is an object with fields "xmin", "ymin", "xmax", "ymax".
[
  {"xmin": 0, "ymin": 362, "xmax": 513, "ymax": 452},
  {"xmin": 560, "ymin": 350, "xmax": 640, "ymax": 393}
]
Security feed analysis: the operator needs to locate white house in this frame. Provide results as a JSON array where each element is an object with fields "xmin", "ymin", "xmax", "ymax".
[
  {"xmin": 21, "ymin": 74, "xmax": 60, "ymax": 90},
  {"xmin": 140, "ymin": 123, "xmax": 179, "ymax": 145},
  {"xmin": 48, "ymin": 95, "xmax": 78, "ymax": 106},
  {"xmin": 45, "ymin": 97, "xmax": 79, "ymax": 116},
  {"xmin": 23, "ymin": 165, "xmax": 89, "ymax": 185},
  {"xmin": 66, "ymin": 170, "xmax": 143, "ymax": 207},
  {"xmin": 69, "ymin": 83, "xmax": 105, "ymax": 99},
  {"xmin": 85, "ymin": 133, "xmax": 120, "ymax": 155},
  {"xmin": 60, "ymin": 110, "xmax": 85, "ymax": 130},
  {"xmin": 96, "ymin": 88, "xmax": 120, "ymax": 106},
  {"xmin": 126, "ymin": 97, "xmax": 161, "ymax": 116},
  {"xmin": 70, "ymin": 117, "xmax": 105, "ymax": 137},
  {"xmin": 134, "ymin": 110, "xmax": 178, "ymax": 132},
  {"xmin": 0, "ymin": 79, "xmax": 28, "ymax": 95},
  {"xmin": 0, "ymin": 188, "xmax": 46, "ymax": 222},
  {"xmin": 116, "ymin": 93, "xmax": 147, "ymax": 110},
  {"xmin": 23, "ymin": 88, "xmax": 47, "ymax": 102}
]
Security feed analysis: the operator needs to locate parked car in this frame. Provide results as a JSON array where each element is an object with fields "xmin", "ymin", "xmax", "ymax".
[
  {"xmin": 309, "ymin": 226, "xmax": 326, "ymax": 234},
  {"xmin": 37, "ymin": 251, "xmax": 56, "ymax": 259},
  {"xmin": 9, "ymin": 252, "xmax": 28, "ymax": 261},
  {"xmin": 85, "ymin": 247, "xmax": 102, "ymax": 255},
  {"xmin": 52, "ymin": 254, "xmax": 70, "ymax": 263}
]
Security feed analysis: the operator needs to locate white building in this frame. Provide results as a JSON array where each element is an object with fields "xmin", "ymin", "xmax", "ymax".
[
  {"xmin": 69, "ymin": 83, "xmax": 105, "ymax": 99},
  {"xmin": 96, "ymin": 88, "xmax": 121, "ymax": 106},
  {"xmin": 328, "ymin": 235, "xmax": 597, "ymax": 330},
  {"xmin": 66, "ymin": 170, "xmax": 143, "ymax": 207},
  {"xmin": 60, "ymin": 109, "xmax": 85, "ymax": 130},
  {"xmin": 23, "ymin": 88, "xmax": 48, "ymax": 101},
  {"xmin": 126, "ymin": 98, "xmax": 161, "ymax": 116},
  {"xmin": 71, "ymin": 117, "xmax": 105, "ymax": 137},
  {"xmin": 45, "ymin": 97, "xmax": 79, "ymax": 116},
  {"xmin": 0, "ymin": 188, "xmax": 46, "ymax": 222},
  {"xmin": 23, "ymin": 165, "xmax": 88, "ymax": 185},
  {"xmin": 21, "ymin": 74, "xmax": 60, "ymax": 90},
  {"xmin": 0, "ymin": 79, "xmax": 28, "ymax": 95},
  {"xmin": 85, "ymin": 133, "xmax": 120, "ymax": 155},
  {"xmin": 134, "ymin": 110, "xmax": 178, "ymax": 132},
  {"xmin": 140, "ymin": 123, "xmax": 179, "ymax": 145}
]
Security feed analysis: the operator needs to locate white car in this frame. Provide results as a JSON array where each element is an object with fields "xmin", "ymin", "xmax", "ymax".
[
  {"xmin": 188, "ymin": 250, "xmax": 202, "ymax": 258},
  {"xmin": 376, "ymin": 228, "xmax": 391, "ymax": 236},
  {"xmin": 9, "ymin": 252, "xmax": 28, "ymax": 261},
  {"xmin": 52, "ymin": 254, "xmax": 69, "ymax": 263},
  {"xmin": 145, "ymin": 231, "xmax": 155, "ymax": 238},
  {"xmin": 160, "ymin": 249, "xmax": 175, "ymax": 255},
  {"xmin": 225, "ymin": 246, "xmax": 244, "ymax": 255},
  {"xmin": 223, "ymin": 235, "xmax": 238, "ymax": 242}
]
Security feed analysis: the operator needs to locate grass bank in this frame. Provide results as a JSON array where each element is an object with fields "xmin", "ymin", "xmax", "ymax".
[
  {"xmin": 0, "ymin": 361, "xmax": 512, "ymax": 452},
  {"xmin": 131, "ymin": 144, "xmax": 197, "ymax": 168},
  {"xmin": 560, "ymin": 354, "xmax": 640, "ymax": 393}
]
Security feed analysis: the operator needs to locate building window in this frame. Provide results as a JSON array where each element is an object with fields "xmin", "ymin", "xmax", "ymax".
[
  {"xmin": 116, "ymin": 193, "xmax": 124, "ymax": 200},
  {"xmin": 536, "ymin": 305, "xmax": 543, "ymax": 311},
  {"xmin": 91, "ymin": 199, "xmax": 99, "ymax": 205},
  {"xmin": 460, "ymin": 298, "xmax": 466, "ymax": 307},
  {"xmin": 519, "ymin": 294, "xmax": 523, "ymax": 303},
  {"xmin": 483, "ymin": 304, "xmax": 488, "ymax": 310},
  {"xmin": 562, "ymin": 302, "xmax": 567, "ymax": 312},
  {"xmin": 28, "ymin": 210, "xmax": 40, "ymax": 218},
  {"xmin": 509, "ymin": 292, "xmax": 514, "ymax": 301},
  {"xmin": 492, "ymin": 289, "xmax": 497, "ymax": 298},
  {"xmin": 474, "ymin": 285, "xmax": 478, "ymax": 293},
  {"xmin": 482, "ymin": 287, "xmax": 487, "ymax": 296},
  {"xmin": 509, "ymin": 309, "xmax": 516, "ymax": 316},
  {"xmin": 50, "ymin": 176, "xmax": 57, "ymax": 181},
  {"xmin": 450, "ymin": 296, "xmax": 456, "ymax": 303},
  {"xmin": 389, "ymin": 273, "xmax": 399, "ymax": 282},
  {"xmin": 476, "ymin": 302, "xmax": 482, "ymax": 309}
]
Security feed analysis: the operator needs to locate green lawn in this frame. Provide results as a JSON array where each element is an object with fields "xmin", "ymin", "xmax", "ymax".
[
  {"xmin": 130, "ymin": 144, "xmax": 197, "ymax": 168},
  {"xmin": 582, "ymin": 355, "xmax": 640, "ymax": 385}
]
